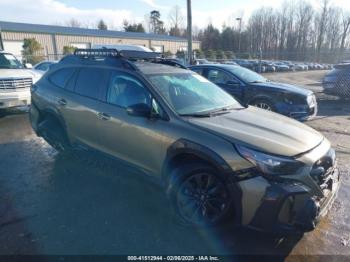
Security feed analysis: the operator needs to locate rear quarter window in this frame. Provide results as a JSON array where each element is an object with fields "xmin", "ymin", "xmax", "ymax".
[{"xmin": 49, "ymin": 68, "xmax": 76, "ymax": 89}]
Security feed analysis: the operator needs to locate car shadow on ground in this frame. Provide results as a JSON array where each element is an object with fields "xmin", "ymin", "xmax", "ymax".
[
  {"xmin": 0, "ymin": 140, "xmax": 302, "ymax": 258},
  {"xmin": 0, "ymin": 107, "xmax": 29, "ymax": 119}
]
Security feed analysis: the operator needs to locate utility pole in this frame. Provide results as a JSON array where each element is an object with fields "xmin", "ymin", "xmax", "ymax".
[
  {"xmin": 187, "ymin": 0, "xmax": 193, "ymax": 65},
  {"xmin": 0, "ymin": 27, "xmax": 3, "ymax": 51},
  {"xmin": 236, "ymin": 17, "xmax": 242, "ymax": 55}
]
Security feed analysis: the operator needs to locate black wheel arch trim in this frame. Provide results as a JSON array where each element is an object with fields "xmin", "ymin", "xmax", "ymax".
[
  {"xmin": 161, "ymin": 138, "xmax": 234, "ymax": 183},
  {"xmin": 36, "ymin": 106, "xmax": 68, "ymax": 136},
  {"xmin": 162, "ymin": 138, "xmax": 243, "ymax": 225}
]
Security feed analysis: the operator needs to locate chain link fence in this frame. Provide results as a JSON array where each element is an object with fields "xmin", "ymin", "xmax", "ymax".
[{"xmin": 324, "ymin": 65, "xmax": 350, "ymax": 97}]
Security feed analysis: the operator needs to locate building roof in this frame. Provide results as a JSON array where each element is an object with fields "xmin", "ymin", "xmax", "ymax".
[{"xmin": 0, "ymin": 21, "xmax": 198, "ymax": 42}]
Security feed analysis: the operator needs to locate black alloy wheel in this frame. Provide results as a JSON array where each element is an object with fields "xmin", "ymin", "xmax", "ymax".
[{"xmin": 175, "ymin": 172, "xmax": 230, "ymax": 226}]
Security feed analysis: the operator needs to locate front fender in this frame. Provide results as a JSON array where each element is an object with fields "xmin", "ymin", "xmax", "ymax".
[{"xmin": 161, "ymin": 138, "xmax": 234, "ymax": 183}]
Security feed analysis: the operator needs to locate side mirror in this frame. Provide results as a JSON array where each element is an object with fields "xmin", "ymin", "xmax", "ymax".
[
  {"xmin": 126, "ymin": 103, "xmax": 151, "ymax": 118},
  {"xmin": 24, "ymin": 63, "xmax": 33, "ymax": 69}
]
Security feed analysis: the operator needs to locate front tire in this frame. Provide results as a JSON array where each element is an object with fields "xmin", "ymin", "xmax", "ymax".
[
  {"xmin": 168, "ymin": 163, "xmax": 235, "ymax": 227},
  {"xmin": 250, "ymin": 98, "xmax": 275, "ymax": 112}
]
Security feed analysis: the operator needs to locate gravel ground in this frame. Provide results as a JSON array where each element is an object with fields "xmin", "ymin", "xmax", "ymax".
[{"xmin": 0, "ymin": 70, "xmax": 349, "ymax": 259}]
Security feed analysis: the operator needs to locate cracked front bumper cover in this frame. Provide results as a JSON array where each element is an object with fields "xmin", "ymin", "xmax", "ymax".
[{"xmin": 248, "ymin": 173, "xmax": 340, "ymax": 234}]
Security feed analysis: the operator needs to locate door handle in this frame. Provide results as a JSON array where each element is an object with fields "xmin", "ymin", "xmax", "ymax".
[
  {"xmin": 97, "ymin": 112, "xmax": 111, "ymax": 121},
  {"xmin": 57, "ymin": 98, "xmax": 67, "ymax": 106}
]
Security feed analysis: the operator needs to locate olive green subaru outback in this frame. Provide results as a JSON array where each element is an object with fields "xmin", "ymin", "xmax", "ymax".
[{"xmin": 29, "ymin": 49, "xmax": 340, "ymax": 234}]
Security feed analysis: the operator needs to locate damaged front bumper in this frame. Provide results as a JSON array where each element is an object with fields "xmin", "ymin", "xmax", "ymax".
[
  {"xmin": 246, "ymin": 166, "xmax": 340, "ymax": 234},
  {"xmin": 237, "ymin": 138, "xmax": 341, "ymax": 235}
]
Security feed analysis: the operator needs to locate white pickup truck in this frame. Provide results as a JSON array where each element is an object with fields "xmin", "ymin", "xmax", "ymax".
[{"xmin": 0, "ymin": 51, "xmax": 43, "ymax": 110}]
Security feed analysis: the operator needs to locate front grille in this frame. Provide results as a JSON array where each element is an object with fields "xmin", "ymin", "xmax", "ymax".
[
  {"xmin": 311, "ymin": 149, "xmax": 336, "ymax": 193},
  {"xmin": 0, "ymin": 78, "xmax": 32, "ymax": 91}
]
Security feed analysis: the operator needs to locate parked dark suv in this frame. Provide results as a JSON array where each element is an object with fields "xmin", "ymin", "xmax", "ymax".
[
  {"xmin": 323, "ymin": 63, "xmax": 350, "ymax": 97},
  {"xmin": 190, "ymin": 64, "xmax": 317, "ymax": 120},
  {"xmin": 30, "ymin": 49, "xmax": 339, "ymax": 234}
]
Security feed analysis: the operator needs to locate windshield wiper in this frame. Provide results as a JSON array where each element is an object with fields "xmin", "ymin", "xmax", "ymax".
[
  {"xmin": 202, "ymin": 105, "xmax": 241, "ymax": 116},
  {"xmin": 180, "ymin": 106, "xmax": 242, "ymax": 118},
  {"xmin": 179, "ymin": 112, "xmax": 212, "ymax": 117},
  {"xmin": 249, "ymin": 80, "xmax": 266, "ymax": 83}
]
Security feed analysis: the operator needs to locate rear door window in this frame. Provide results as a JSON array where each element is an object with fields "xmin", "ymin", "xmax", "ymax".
[
  {"xmin": 49, "ymin": 68, "xmax": 76, "ymax": 89},
  {"xmin": 75, "ymin": 68, "xmax": 107, "ymax": 99}
]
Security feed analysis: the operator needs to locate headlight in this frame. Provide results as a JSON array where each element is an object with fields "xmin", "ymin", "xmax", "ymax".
[
  {"xmin": 307, "ymin": 94, "xmax": 316, "ymax": 107},
  {"xmin": 236, "ymin": 145, "xmax": 304, "ymax": 176}
]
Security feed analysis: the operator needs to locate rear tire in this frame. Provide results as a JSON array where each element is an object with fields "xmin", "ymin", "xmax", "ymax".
[
  {"xmin": 38, "ymin": 117, "xmax": 71, "ymax": 153},
  {"xmin": 167, "ymin": 163, "xmax": 236, "ymax": 227}
]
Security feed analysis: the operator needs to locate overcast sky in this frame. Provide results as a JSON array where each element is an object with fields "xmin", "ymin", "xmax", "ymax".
[{"xmin": 0, "ymin": 0, "xmax": 349, "ymax": 30}]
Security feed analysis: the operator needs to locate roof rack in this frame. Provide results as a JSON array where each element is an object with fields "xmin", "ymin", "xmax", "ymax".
[
  {"xmin": 74, "ymin": 48, "xmax": 121, "ymax": 57},
  {"xmin": 71, "ymin": 48, "xmax": 186, "ymax": 70},
  {"xmin": 73, "ymin": 48, "xmax": 162, "ymax": 60}
]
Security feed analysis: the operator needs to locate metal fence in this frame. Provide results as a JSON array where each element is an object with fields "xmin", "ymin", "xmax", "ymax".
[{"xmin": 328, "ymin": 67, "xmax": 350, "ymax": 97}]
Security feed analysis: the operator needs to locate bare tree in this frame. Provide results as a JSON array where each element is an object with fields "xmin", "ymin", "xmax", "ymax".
[
  {"xmin": 65, "ymin": 18, "xmax": 82, "ymax": 28},
  {"xmin": 316, "ymin": 0, "xmax": 330, "ymax": 61},
  {"xmin": 326, "ymin": 8, "xmax": 341, "ymax": 51},
  {"xmin": 168, "ymin": 5, "xmax": 185, "ymax": 31},
  {"xmin": 194, "ymin": 0, "xmax": 348, "ymax": 63},
  {"xmin": 295, "ymin": 0, "xmax": 314, "ymax": 60},
  {"xmin": 340, "ymin": 12, "xmax": 350, "ymax": 53}
]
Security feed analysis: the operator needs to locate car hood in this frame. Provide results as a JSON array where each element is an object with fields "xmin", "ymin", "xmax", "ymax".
[
  {"xmin": 187, "ymin": 106, "xmax": 323, "ymax": 157},
  {"xmin": 0, "ymin": 69, "xmax": 43, "ymax": 83},
  {"xmin": 251, "ymin": 81, "xmax": 312, "ymax": 96}
]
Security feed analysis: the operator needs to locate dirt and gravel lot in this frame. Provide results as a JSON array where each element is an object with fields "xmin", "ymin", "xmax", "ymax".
[{"xmin": 0, "ymin": 70, "xmax": 349, "ymax": 259}]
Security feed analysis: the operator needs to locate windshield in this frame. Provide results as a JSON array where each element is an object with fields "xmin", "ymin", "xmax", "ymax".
[
  {"xmin": 226, "ymin": 66, "xmax": 267, "ymax": 83},
  {"xmin": 0, "ymin": 53, "xmax": 23, "ymax": 69},
  {"xmin": 148, "ymin": 73, "xmax": 242, "ymax": 115}
]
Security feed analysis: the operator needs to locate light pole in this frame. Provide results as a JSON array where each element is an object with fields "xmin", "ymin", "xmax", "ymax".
[
  {"xmin": 236, "ymin": 17, "xmax": 242, "ymax": 54},
  {"xmin": 0, "ymin": 27, "xmax": 3, "ymax": 51},
  {"xmin": 187, "ymin": 0, "xmax": 193, "ymax": 65}
]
